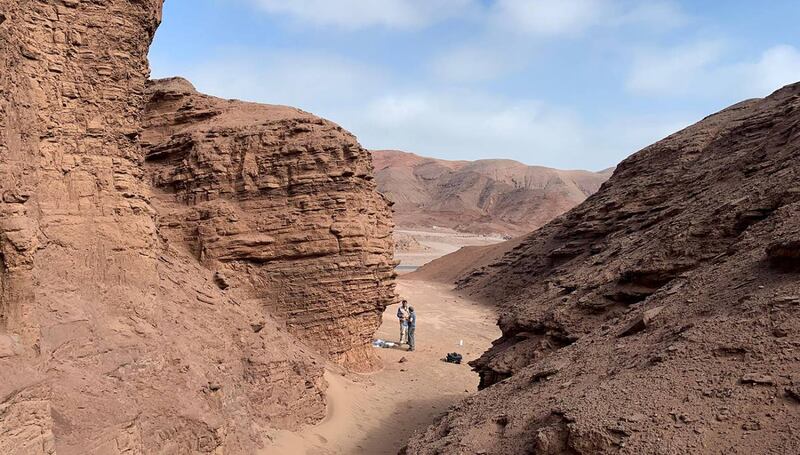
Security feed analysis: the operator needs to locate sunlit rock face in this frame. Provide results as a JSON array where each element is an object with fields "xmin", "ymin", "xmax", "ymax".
[{"xmin": 142, "ymin": 77, "xmax": 398, "ymax": 372}]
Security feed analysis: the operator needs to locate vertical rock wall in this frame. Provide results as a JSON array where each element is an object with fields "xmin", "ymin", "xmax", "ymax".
[
  {"xmin": 0, "ymin": 1, "xmax": 395, "ymax": 452},
  {"xmin": 0, "ymin": 0, "xmax": 162, "ymax": 343}
]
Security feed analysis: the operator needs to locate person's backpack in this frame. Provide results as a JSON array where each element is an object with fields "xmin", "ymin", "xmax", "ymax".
[{"xmin": 445, "ymin": 352, "xmax": 463, "ymax": 364}]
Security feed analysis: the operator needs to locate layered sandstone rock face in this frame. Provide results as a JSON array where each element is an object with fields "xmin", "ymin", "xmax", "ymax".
[
  {"xmin": 0, "ymin": 1, "xmax": 393, "ymax": 453},
  {"xmin": 141, "ymin": 77, "xmax": 397, "ymax": 371},
  {"xmin": 408, "ymin": 85, "xmax": 800, "ymax": 454}
]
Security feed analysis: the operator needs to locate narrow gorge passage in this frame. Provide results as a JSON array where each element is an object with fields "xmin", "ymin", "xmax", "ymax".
[{"xmin": 263, "ymin": 279, "xmax": 500, "ymax": 454}]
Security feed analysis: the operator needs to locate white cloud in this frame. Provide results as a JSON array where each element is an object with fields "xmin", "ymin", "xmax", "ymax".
[
  {"xmin": 246, "ymin": 0, "xmax": 478, "ymax": 29},
  {"xmin": 427, "ymin": 0, "xmax": 690, "ymax": 83},
  {"xmin": 348, "ymin": 90, "xmax": 686, "ymax": 169},
  {"xmin": 490, "ymin": 0, "xmax": 608, "ymax": 36},
  {"xmin": 627, "ymin": 42, "xmax": 800, "ymax": 99},
  {"xmin": 158, "ymin": 50, "xmax": 387, "ymax": 109},
  {"xmin": 614, "ymin": 1, "xmax": 691, "ymax": 30},
  {"xmin": 488, "ymin": 0, "xmax": 687, "ymax": 37},
  {"xmin": 357, "ymin": 91, "xmax": 586, "ymax": 159},
  {"xmin": 748, "ymin": 45, "xmax": 800, "ymax": 94},
  {"xmin": 428, "ymin": 44, "xmax": 531, "ymax": 82},
  {"xmin": 626, "ymin": 40, "xmax": 728, "ymax": 96},
  {"xmin": 244, "ymin": 0, "xmax": 689, "ymax": 35}
]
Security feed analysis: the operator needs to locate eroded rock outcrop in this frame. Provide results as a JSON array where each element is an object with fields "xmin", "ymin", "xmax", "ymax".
[
  {"xmin": 0, "ymin": 1, "xmax": 394, "ymax": 453},
  {"xmin": 408, "ymin": 85, "xmax": 800, "ymax": 453},
  {"xmin": 141, "ymin": 77, "xmax": 397, "ymax": 371}
]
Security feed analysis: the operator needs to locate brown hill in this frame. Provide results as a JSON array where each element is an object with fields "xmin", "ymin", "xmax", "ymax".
[
  {"xmin": 0, "ymin": 3, "xmax": 394, "ymax": 453},
  {"xmin": 408, "ymin": 84, "xmax": 800, "ymax": 454},
  {"xmin": 373, "ymin": 150, "xmax": 612, "ymax": 236}
]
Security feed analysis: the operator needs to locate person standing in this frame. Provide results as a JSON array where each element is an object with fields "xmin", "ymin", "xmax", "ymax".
[
  {"xmin": 407, "ymin": 306, "xmax": 416, "ymax": 352},
  {"xmin": 397, "ymin": 300, "xmax": 410, "ymax": 344}
]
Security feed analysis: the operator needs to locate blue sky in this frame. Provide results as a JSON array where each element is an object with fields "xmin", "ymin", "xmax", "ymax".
[{"xmin": 149, "ymin": 0, "xmax": 800, "ymax": 170}]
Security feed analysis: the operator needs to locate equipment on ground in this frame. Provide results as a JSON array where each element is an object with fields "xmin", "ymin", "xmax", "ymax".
[
  {"xmin": 444, "ymin": 352, "xmax": 463, "ymax": 364},
  {"xmin": 372, "ymin": 339, "xmax": 397, "ymax": 348}
]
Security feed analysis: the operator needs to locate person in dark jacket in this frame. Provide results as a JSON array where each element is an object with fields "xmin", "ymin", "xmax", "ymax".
[{"xmin": 407, "ymin": 306, "xmax": 416, "ymax": 351}]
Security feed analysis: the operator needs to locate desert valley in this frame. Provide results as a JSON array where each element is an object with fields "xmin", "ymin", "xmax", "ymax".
[{"xmin": 1, "ymin": 1, "xmax": 799, "ymax": 455}]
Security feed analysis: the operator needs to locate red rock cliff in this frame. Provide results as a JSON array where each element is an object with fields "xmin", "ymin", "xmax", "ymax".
[
  {"xmin": 408, "ymin": 85, "xmax": 800, "ymax": 454},
  {"xmin": 0, "ymin": 1, "xmax": 394, "ymax": 453},
  {"xmin": 141, "ymin": 77, "xmax": 397, "ymax": 371}
]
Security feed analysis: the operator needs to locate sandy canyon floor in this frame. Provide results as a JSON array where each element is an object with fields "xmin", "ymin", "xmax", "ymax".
[{"xmin": 262, "ymin": 279, "xmax": 500, "ymax": 454}]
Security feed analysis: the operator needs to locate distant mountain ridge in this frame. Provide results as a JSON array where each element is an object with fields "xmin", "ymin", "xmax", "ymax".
[{"xmin": 373, "ymin": 150, "xmax": 612, "ymax": 236}]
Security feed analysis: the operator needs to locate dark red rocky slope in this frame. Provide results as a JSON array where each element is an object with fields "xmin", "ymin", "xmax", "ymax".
[{"xmin": 407, "ymin": 84, "xmax": 800, "ymax": 454}]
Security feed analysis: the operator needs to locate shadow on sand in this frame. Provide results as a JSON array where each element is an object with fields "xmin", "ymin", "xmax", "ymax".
[{"xmin": 349, "ymin": 395, "xmax": 456, "ymax": 455}]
